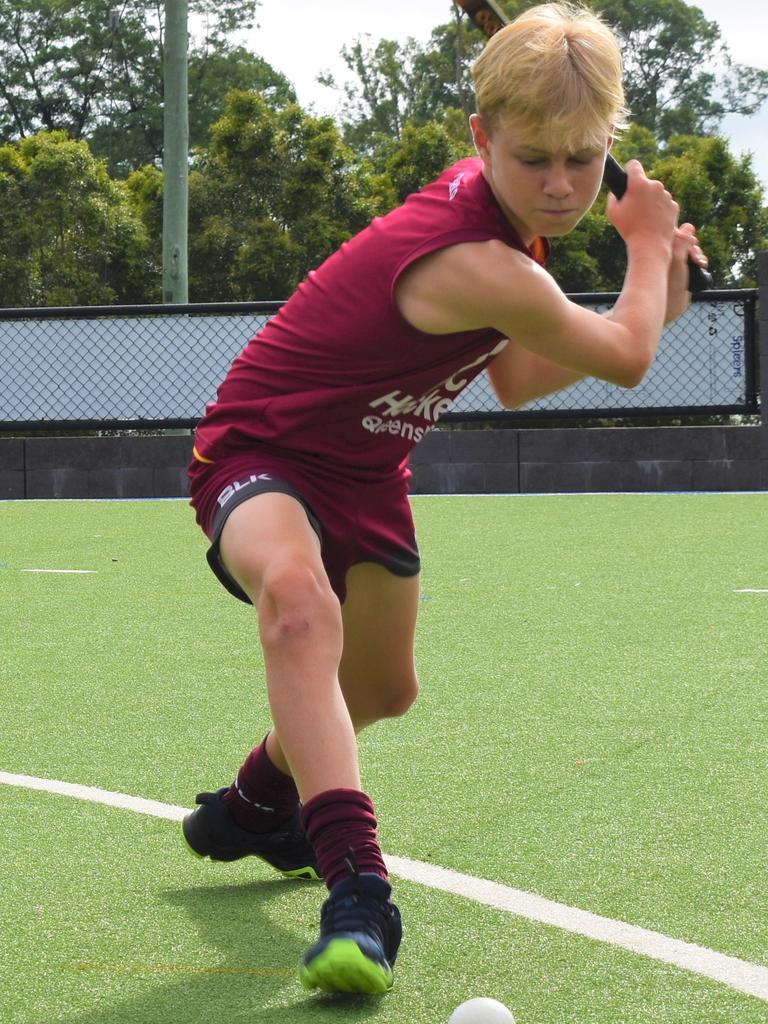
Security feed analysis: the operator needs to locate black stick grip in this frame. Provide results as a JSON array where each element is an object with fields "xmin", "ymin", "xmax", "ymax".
[{"xmin": 603, "ymin": 155, "xmax": 713, "ymax": 293}]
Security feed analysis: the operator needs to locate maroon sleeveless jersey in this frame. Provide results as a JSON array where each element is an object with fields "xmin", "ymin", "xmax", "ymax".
[{"xmin": 193, "ymin": 157, "xmax": 548, "ymax": 483}]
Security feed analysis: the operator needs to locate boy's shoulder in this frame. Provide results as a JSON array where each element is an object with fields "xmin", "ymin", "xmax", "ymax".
[
  {"xmin": 417, "ymin": 157, "xmax": 487, "ymax": 206},
  {"xmin": 409, "ymin": 157, "xmax": 549, "ymax": 267}
]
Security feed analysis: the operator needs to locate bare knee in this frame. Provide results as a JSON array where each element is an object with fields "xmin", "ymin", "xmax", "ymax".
[
  {"xmin": 349, "ymin": 672, "xmax": 420, "ymax": 728},
  {"xmin": 257, "ymin": 562, "xmax": 341, "ymax": 651},
  {"xmin": 384, "ymin": 673, "xmax": 419, "ymax": 718}
]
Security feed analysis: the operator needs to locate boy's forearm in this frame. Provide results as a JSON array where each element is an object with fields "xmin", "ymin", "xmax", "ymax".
[
  {"xmin": 488, "ymin": 344, "xmax": 586, "ymax": 408},
  {"xmin": 608, "ymin": 244, "xmax": 671, "ymax": 381},
  {"xmin": 510, "ymin": 359, "xmax": 586, "ymax": 407}
]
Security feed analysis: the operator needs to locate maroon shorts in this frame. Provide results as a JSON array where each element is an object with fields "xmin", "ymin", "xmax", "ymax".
[{"xmin": 188, "ymin": 451, "xmax": 420, "ymax": 604}]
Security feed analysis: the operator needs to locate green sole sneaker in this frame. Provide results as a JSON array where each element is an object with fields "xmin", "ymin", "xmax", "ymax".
[
  {"xmin": 300, "ymin": 871, "xmax": 401, "ymax": 994},
  {"xmin": 300, "ymin": 936, "xmax": 394, "ymax": 994}
]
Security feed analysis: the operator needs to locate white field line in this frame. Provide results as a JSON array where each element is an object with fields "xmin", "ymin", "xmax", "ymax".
[
  {"xmin": 1, "ymin": 772, "xmax": 185, "ymax": 820},
  {"xmin": 20, "ymin": 569, "xmax": 97, "ymax": 575},
  {"xmin": 385, "ymin": 857, "xmax": 768, "ymax": 1002},
  {"xmin": 2, "ymin": 771, "xmax": 768, "ymax": 1003},
  {"xmin": 734, "ymin": 589, "xmax": 768, "ymax": 594}
]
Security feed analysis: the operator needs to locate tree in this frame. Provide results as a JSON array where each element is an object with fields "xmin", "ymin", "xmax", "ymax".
[
  {"xmin": 650, "ymin": 135, "xmax": 768, "ymax": 287},
  {"xmin": 0, "ymin": 131, "xmax": 156, "ymax": 306},
  {"xmin": 586, "ymin": 0, "xmax": 768, "ymax": 141},
  {"xmin": 0, "ymin": 1, "xmax": 294, "ymax": 174},
  {"xmin": 0, "ymin": 143, "xmax": 33, "ymax": 304},
  {"xmin": 184, "ymin": 91, "xmax": 387, "ymax": 301},
  {"xmin": 330, "ymin": 36, "xmax": 425, "ymax": 154},
  {"xmin": 323, "ymin": 2, "xmax": 510, "ymax": 154},
  {"xmin": 384, "ymin": 120, "xmax": 474, "ymax": 204}
]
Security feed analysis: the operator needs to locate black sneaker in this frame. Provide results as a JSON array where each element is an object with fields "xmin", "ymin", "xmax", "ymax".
[
  {"xmin": 182, "ymin": 787, "xmax": 320, "ymax": 880},
  {"xmin": 299, "ymin": 869, "xmax": 402, "ymax": 994}
]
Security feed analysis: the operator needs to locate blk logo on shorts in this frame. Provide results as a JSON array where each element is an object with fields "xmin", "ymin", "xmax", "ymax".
[{"xmin": 217, "ymin": 474, "xmax": 273, "ymax": 508}]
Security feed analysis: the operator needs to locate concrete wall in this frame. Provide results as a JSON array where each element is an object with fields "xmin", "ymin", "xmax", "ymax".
[
  {"xmin": 0, "ymin": 435, "xmax": 192, "ymax": 500},
  {"xmin": 409, "ymin": 425, "xmax": 768, "ymax": 493},
  {"xmin": 2, "ymin": 425, "xmax": 766, "ymax": 500}
]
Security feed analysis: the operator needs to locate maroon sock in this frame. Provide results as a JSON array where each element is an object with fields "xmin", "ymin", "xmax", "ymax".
[
  {"xmin": 222, "ymin": 735, "xmax": 300, "ymax": 833},
  {"xmin": 301, "ymin": 788, "xmax": 388, "ymax": 891}
]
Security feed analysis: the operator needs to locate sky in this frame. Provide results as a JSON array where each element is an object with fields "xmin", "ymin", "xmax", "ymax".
[{"xmin": 244, "ymin": 0, "xmax": 768, "ymax": 191}]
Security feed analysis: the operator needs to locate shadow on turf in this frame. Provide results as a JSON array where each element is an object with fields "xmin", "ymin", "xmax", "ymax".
[{"xmin": 56, "ymin": 877, "xmax": 385, "ymax": 1024}]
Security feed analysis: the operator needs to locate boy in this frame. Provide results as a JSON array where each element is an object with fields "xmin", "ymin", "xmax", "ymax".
[{"xmin": 183, "ymin": 2, "xmax": 707, "ymax": 996}]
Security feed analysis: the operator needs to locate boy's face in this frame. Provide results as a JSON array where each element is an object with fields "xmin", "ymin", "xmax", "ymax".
[{"xmin": 470, "ymin": 114, "xmax": 609, "ymax": 244}]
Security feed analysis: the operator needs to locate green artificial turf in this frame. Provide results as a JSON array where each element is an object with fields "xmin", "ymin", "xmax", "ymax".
[{"xmin": 2, "ymin": 494, "xmax": 767, "ymax": 1023}]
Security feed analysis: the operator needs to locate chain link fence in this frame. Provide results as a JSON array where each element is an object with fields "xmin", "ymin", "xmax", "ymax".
[
  {"xmin": 0, "ymin": 291, "xmax": 759, "ymax": 430},
  {"xmin": 450, "ymin": 291, "xmax": 759, "ymax": 420}
]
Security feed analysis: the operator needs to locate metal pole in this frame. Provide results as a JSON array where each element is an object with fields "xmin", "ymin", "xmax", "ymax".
[{"xmin": 162, "ymin": 0, "xmax": 189, "ymax": 303}]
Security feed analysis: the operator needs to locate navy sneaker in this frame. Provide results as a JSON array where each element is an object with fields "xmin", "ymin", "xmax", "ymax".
[
  {"xmin": 182, "ymin": 787, "xmax": 320, "ymax": 880},
  {"xmin": 300, "ymin": 869, "xmax": 402, "ymax": 994}
]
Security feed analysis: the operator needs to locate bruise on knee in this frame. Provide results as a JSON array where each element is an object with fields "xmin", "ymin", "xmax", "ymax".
[{"xmin": 258, "ymin": 562, "xmax": 341, "ymax": 650}]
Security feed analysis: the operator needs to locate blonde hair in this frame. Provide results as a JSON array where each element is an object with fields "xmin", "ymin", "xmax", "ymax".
[{"xmin": 472, "ymin": 3, "xmax": 629, "ymax": 150}]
